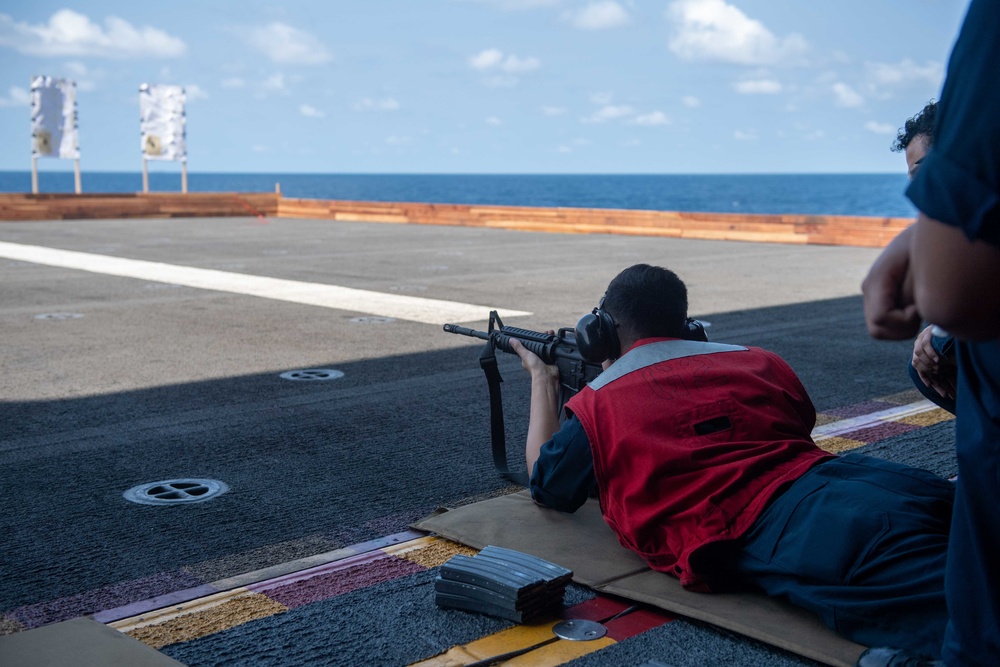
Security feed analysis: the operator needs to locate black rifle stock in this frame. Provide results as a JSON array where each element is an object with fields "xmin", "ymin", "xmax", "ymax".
[{"xmin": 444, "ymin": 311, "xmax": 603, "ymax": 485}]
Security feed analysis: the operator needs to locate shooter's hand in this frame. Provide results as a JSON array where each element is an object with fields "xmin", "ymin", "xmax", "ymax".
[
  {"xmin": 510, "ymin": 338, "xmax": 560, "ymax": 383},
  {"xmin": 912, "ymin": 326, "xmax": 957, "ymax": 400}
]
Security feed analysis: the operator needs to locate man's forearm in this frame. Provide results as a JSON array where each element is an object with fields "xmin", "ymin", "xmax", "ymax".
[
  {"xmin": 911, "ymin": 212, "xmax": 1000, "ymax": 340},
  {"xmin": 861, "ymin": 225, "xmax": 921, "ymax": 340},
  {"xmin": 525, "ymin": 373, "xmax": 561, "ymax": 476}
]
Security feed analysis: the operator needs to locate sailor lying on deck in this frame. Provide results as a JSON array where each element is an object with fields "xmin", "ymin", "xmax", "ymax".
[{"xmin": 511, "ymin": 263, "xmax": 952, "ymax": 660}]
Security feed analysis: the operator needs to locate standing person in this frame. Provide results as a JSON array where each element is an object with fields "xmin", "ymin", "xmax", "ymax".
[
  {"xmin": 862, "ymin": 1, "xmax": 1000, "ymax": 664},
  {"xmin": 892, "ymin": 101, "xmax": 958, "ymax": 415},
  {"xmin": 513, "ymin": 263, "xmax": 953, "ymax": 658}
]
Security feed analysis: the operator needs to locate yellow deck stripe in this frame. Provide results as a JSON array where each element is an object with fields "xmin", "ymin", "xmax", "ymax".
[{"xmin": 410, "ymin": 620, "xmax": 615, "ymax": 667}]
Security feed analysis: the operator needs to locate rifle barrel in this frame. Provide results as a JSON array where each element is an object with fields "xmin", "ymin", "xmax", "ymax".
[{"xmin": 443, "ymin": 323, "xmax": 490, "ymax": 341}]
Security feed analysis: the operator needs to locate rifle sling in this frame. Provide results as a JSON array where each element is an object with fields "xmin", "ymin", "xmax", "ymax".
[{"xmin": 479, "ymin": 341, "xmax": 530, "ymax": 486}]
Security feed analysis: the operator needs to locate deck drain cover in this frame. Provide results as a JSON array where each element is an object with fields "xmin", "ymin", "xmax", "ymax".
[
  {"xmin": 279, "ymin": 369, "xmax": 345, "ymax": 381},
  {"xmin": 34, "ymin": 313, "xmax": 84, "ymax": 320},
  {"xmin": 552, "ymin": 619, "xmax": 607, "ymax": 641},
  {"xmin": 124, "ymin": 478, "xmax": 229, "ymax": 505},
  {"xmin": 350, "ymin": 316, "xmax": 395, "ymax": 324}
]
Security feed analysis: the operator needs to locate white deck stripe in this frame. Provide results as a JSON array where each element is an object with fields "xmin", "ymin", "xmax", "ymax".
[
  {"xmin": 0, "ymin": 241, "xmax": 531, "ymax": 325},
  {"xmin": 812, "ymin": 399, "xmax": 939, "ymax": 441}
]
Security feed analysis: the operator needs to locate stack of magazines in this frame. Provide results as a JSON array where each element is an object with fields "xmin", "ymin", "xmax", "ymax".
[{"xmin": 435, "ymin": 545, "xmax": 574, "ymax": 623}]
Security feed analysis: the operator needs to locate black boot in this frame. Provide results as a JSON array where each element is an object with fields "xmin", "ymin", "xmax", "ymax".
[{"xmin": 855, "ymin": 647, "xmax": 945, "ymax": 667}]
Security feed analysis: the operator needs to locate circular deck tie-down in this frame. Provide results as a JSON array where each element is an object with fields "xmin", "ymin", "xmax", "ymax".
[
  {"xmin": 279, "ymin": 369, "xmax": 345, "ymax": 381},
  {"xmin": 552, "ymin": 619, "xmax": 608, "ymax": 641},
  {"xmin": 123, "ymin": 478, "xmax": 229, "ymax": 505}
]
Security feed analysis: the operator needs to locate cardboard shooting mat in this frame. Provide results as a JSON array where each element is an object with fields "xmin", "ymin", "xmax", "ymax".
[{"xmin": 413, "ymin": 490, "xmax": 867, "ymax": 667}]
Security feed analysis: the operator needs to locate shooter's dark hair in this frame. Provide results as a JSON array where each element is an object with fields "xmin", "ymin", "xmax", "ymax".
[
  {"xmin": 892, "ymin": 100, "xmax": 937, "ymax": 152},
  {"xmin": 601, "ymin": 264, "xmax": 689, "ymax": 342}
]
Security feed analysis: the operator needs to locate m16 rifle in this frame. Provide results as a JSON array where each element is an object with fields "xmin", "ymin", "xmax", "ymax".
[{"xmin": 443, "ymin": 310, "xmax": 604, "ymax": 485}]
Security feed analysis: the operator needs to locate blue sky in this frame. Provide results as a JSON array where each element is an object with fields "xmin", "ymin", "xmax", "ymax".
[{"xmin": 0, "ymin": 1, "xmax": 970, "ymax": 174}]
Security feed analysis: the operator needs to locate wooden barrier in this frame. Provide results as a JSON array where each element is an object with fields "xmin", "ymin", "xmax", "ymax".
[
  {"xmin": 0, "ymin": 192, "xmax": 912, "ymax": 248},
  {"xmin": 277, "ymin": 197, "xmax": 912, "ymax": 248},
  {"xmin": 0, "ymin": 193, "xmax": 279, "ymax": 221}
]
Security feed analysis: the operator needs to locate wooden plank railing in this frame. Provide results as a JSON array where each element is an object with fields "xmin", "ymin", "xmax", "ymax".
[
  {"xmin": 277, "ymin": 197, "xmax": 912, "ymax": 247},
  {"xmin": 0, "ymin": 192, "xmax": 912, "ymax": 248},
  {"xmin": 0, "ymin": 193, "xmax": 279, "ymax": 221}
]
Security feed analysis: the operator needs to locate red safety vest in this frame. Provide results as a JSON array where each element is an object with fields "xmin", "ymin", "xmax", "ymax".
[{"xmin": 566, "ymin": 338, "xmax": 833, "ymax": 591}]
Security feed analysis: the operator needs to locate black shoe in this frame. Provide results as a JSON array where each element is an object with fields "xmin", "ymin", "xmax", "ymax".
[{"xmin": 855, "ymin": 647, "xmax": 944, "ymax": 667}]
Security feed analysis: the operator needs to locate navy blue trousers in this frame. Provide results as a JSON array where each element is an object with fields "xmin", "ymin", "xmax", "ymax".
[
  {"xmin": 733, "ymin": 453, "xmax": 953, "ymax": 658},
  {"xmin": 942, "ymin": 339, "xmax": 1000, "ymax": 666}
]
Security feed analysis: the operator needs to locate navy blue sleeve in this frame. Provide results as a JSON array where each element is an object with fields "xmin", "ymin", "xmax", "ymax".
[
  {"xmin": 906, "ymin": 0, "xmax": 1000, "ymax": 245},
  {"xmin": 529, "ymin": 416, "xmax": 598, "ymax": 513}
]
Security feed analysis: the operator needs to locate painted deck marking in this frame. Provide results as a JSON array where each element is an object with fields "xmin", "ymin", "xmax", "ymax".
[
  {"xmin": 0, "ymin": 241, "xmax": 530, "ymax": 324},
  {"xmin": 813, "ymin": 399, "xmax": 939, "ymax": 441}
]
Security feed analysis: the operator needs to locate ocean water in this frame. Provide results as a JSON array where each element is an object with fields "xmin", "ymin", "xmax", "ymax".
[{"xmin": 0, "ymin": 171, "xmax": 918, "ymax": 218}]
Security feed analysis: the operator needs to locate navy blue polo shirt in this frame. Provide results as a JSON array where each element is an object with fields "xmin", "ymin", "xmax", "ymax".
[
  {"xmin": 906, "ymin": 1, "xmax": 1000, "ymax": 241},
  {"xmin": 528, "ymin": 416, "xmax": 598, "ymax": 513},
  {"xmin": 903, "ymin": 1, "xmax": 1000, "ymax": 663}
]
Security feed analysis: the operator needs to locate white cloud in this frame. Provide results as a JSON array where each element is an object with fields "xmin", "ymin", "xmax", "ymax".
[
  {"xmin": 631, "ymin": 111, "xmax": 671, "ymax": 126},
  {"xmin": 260, "ymin": 73, "xmax": 289, "ymax": 95},
  {"xmin": 582, "ymin": 104, "xmax": 634, "ymax": 123},
  {"xmin": 385, "ymin": 135, "xmax": 410, "ymax": 145},
  {"xmin": 864, "ymin": 121, "xmax": 895, "ymax": 135},
  {"xmin": 0, "ymin": 85, "xmax": 29, "ymax": 107},
  {"xmin": 541, "ymin": 105, "xmax": 567, "ymax": 116},
  {"xmin": 557, "ymin": 137, "xmax": 591, "ymax": 154},
  {"xmin": 733, "ymin": 79, "xmax": 782, "ymax": 94},
  {"xmin": 563, "ymin": 1, "xmax": 631, "ymax": 30},
  {"xmin": 486, "ymin": 116, "xmax": 503, "ymax": 125},
  {"xmin": 62, "ymin": 60, "xmax": 100, "ymax": 91},
  {"xmin": 590, "ymin": 91, "xmax": 614, "ymax": 105},
  {"xmin": 468, "ymin": 49, "xmax": 540, "ymax": 73},
  {"xmin": 865, "ymin": 59, "xmax": 943, "ymax": 88},
  {"xmin": 734, "ymin": 129, "xmax": 758, "ymax": 141},
  {"xmin": 469, "ymin": 48, "xmax": 503, "ymax": 70},
  {"xmin": 185, "ymin": 84, "xmax": 208, "ymax": 102},
  {"xmin": 354, "ymin": 97, "xmax": 400, "ymax": 111},
  {"xmin": 222, "ymin": 77, "xmax": 245, "ymax": 89},
  {"xmin": 300, "ymin": 104, "xmax": 324, "ymax": 118},
  {"xmin": 0, "ymin": 9, "xmax": 185, "ymax": 58},
  {"xmin": 666, "ymin": 0, "xmax": 807, "ymax": 66},
  {"xmin": 863, "ymin": 58, "xmax": 944, "ymax": 99},
  {"xmin": 469, "ymin": 48, "xmax": 539, "ymax": 86},
  {"xmin": 681, "ymin": 95, "xmax": 701, "ymax": 108},
  {"xmin": 502, "ymin": 55, "xmax": 540, "ymax": 73},
  {"xmin": 243, "ymin": 22, "xmax": 332, "ymax": 65},
  {"xmin": 832, "ymin": 82, "xmax": 864, "ymax": 108}
]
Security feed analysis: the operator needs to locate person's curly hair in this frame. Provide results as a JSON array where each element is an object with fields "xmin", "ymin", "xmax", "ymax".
[{"xmin": 892, "ymin": 100, "xmax": 937, "ymax": 152}]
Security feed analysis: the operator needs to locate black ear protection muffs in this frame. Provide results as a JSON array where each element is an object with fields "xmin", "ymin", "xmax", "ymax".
[
  {"xmin": 576, "ymin": 296, "xmax": 709, "ymax": 363},
  {"xmin": 684, "ymin": 317, "xmax": 708, "ymax": 342},
  {"xmin": 575, "ymin": 295, "xmax": 621, "ymax": 363}
]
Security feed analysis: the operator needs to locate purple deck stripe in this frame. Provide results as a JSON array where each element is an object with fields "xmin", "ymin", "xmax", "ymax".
[
  {"xmin": 248, "ymin": 549, "xmax": 397, "ymax": 594},
  {"xmin": 92, "ymin": 583, "xmax": 220, "ymax": 624},
  {"xmin": 93, "ymin": 531, "xmax": 429, "ymax": 625},
  {"xmin": 838, "ymin": 421, "xmax": 922, "ymax": 444},
  {"xmin": 8, "ymin": 570, "xmax": 205, "ymax": 629},
  {"xmin": 263, "ymin": 556, "xmax": 425, "ymax": 609}
]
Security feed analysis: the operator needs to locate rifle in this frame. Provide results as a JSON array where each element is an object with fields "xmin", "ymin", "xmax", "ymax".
[{"xmin": 444, "ymin": 310, "xmax": 604, "ymax": 485}]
